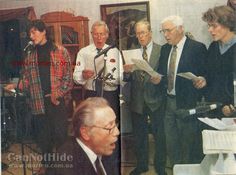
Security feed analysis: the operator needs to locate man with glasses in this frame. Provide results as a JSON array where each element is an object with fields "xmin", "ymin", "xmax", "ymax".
[
  {"xmin": 123, "ymin": 20, "xmax": 166, "ymax": 175},
  {"xmin": 73, "ymin": 21, "xmax": 122, "ymax": 116},
  {"xmin": 156, "ymin": 15, "xmax": 207, "ymax": 171},
  {"xmin": 54, "ymin": 97, "xmax": 120, "ymax": 175}
]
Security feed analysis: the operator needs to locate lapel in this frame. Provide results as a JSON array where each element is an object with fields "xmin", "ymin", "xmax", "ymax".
[
  {"xmin": 163, "ymin": 45, "xmax": 172, "ymax": 75},
  {"xmin": 73, "ymin": 139, "xmax": 97, "ymax": 175},
  {"xmin": 149, "ymin": 43, "xmax": 161, "ymax": 69},
  {"xmin": 177, "ymin": 38, "xmax": 190, "ymax": 73}
]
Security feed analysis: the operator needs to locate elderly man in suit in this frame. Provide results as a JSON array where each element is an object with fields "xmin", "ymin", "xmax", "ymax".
[
  {"xmin": 123, "ymin": 20, "xmax": 166, "ymax": 175},
  {"xmin": 53, "ymin": 97, "xmax": 120, "ymax": 175},
  {"xmin": 156, "ymin": 15, "xmax": 207, "ymax": 171}
]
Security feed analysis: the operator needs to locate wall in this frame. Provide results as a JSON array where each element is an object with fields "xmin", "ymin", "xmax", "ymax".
[{"xmin": 0, "ymin": 0, "xmax": 225, "ymax": 47}]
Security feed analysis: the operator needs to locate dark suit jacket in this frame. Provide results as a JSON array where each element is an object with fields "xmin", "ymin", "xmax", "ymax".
[
  {"xmin": 158, "ymin": 37, "xmax": 207, "ymax": 109},
  {"xmin": 123, "ymin": 42, "xmax": 164, "ymax": 114},
  {"xmin": 53, "ymin": 137, "xmax": 115, "ymax": 175}
]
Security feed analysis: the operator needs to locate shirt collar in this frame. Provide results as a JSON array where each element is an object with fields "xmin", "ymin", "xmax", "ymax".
[
  {"xmin": 76, "ymin": 138, "xmax": 98, "ymax": 165},
  {"xmin": 219, "ymin": 35, "xmax": 236, "ymax": 54},
  {"xmin": 142, "ymin": 40, "xmax": 153, "ymax": 50},
  {"xmin": 92, "ymin": 43, "xmax": 108, "ymax": 52},
  {"xmin": 175, "ymin": 35, "xmax": 187, "ymax": 49}
]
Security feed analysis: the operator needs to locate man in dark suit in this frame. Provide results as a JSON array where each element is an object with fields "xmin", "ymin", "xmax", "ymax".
[
  {"xmin": 156, "ymin": 15, "xmax": 207, "ymax": 171},
  {"xmin": 53, "ymin": 97, "xmax": 120, "ymax": 175},
  {"xmin": 123, "ymin": 20, "xmax": 166, "ymax": 175}
]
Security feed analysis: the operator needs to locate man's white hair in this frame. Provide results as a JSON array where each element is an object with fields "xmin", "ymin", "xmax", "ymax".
[{"xmin": 161, "ymin": 15, "xmax": 184, "ymax": 27}]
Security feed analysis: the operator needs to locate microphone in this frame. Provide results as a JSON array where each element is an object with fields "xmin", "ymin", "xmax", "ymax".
[
  {"xmin": 94, "ymin": 44, "xmax": 116, "ymax": 59},
  {"xmin": 175, "ymin": 102, "xmax": 222, "ymax": 119},
  {"xmin": 23, "ymin": 41, "xmax": 33, "ymax": 51},
  {"xmin": 104, "ymin": 67, "xmax": 116, "ymax": 81}
]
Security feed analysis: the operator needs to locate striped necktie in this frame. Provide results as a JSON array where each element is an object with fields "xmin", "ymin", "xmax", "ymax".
[
  {"xmin": 142, "ymin": 46, "xmax": 148, "ymax": 61},
  {"xmin": 168, "ymin": 45, "xmax": 177, "ymax": 92},
  {"xmin": 140, "ymin": 46, "xmax": 148, "ymax": 81}
]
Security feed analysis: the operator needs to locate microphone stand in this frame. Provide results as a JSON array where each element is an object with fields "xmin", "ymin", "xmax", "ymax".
[
  {"xmin": 16, "ymin": 48, "xmax": 32, "ymax": 175},
  {"xmin": 94, "ymin": 52, "xmax": 108, "ymax": 97}
]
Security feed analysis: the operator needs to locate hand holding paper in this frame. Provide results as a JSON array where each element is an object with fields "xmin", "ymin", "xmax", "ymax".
[
  {"xmin": 192, "ymin": 76, "xmax": 206, "ymax": 89},
  {"xmin": 131, "ymin": 59, "xmax": 162, "ymax": 78},
  {"xmin": 177, "ymin": 72, "xmax": 206, "ymax": 89},
  {"xmin": 150, "ymin": 75, "xmax": 162, "ymax": 84},
  {"xmin": 123, "ymin": 64, "xmax": 135, "ymax": 73}
]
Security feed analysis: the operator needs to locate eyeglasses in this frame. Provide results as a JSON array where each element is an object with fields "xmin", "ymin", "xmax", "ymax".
[
  {"xmin": 160, "ymin": 27, "xmax": 176, "ymax": 34},
  {"xmin": 136, "ymin": 31, "xmax": 149, "ymax": 37},
  {"xmin": 89, "ymin": 122, "xmax": 119, "ymax": 135},
  {"xmin": 92, "ymin": 33, "xmax": 107, "ymax": 38}
]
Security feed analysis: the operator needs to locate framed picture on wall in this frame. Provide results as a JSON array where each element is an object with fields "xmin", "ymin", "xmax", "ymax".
[{"xmin": 100, "ymin": 1, "xmax": 150, "ymax": 50}]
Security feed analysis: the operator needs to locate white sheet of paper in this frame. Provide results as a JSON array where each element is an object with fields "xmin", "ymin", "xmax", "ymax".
[
  {"xmin": 131, "ymin": 58, "xmax": 162, "ymax": 77},
  {"xmin": 198, "ymin": 117, "xmax": 236, "ymax": 131},
  {"xmin": 177, "ymin": 72, "xmax": 197, "ymax": 80},
  {"xmin": 202, "ymin": 130, "xmax": 236, "ymax": 154},
  {"xmin": 122, "ymin": 49, "xmax": 142, "ymax": 64}
]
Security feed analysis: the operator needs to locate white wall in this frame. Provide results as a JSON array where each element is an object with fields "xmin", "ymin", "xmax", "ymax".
[{"xmin": 0, "ymin": 0, "xmax": 225, "ymax": 46}]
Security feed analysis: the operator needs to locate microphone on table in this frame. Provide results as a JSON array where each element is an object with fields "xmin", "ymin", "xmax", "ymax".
[{"xmin": 175, "ymin": 102, "xmax": 222, "ymax": 119}]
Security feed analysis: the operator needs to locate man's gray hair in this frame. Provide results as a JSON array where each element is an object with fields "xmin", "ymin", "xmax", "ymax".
[
  {"xmin": 72, "ymin": 97, "xmax": 110, "ymax": 138},
  {"xmin": 91, "ymin": 20, "xmax": 109, "ymax": 33},
  {"xmin": 161, "ymin": 15, "xmax": 184, "ymax": 27},
  {"xmin": 135, "ymin": 20, "xmax": 152, "ymax": 32}
]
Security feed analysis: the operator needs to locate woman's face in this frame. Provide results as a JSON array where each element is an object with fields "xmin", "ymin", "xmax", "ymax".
[{"xmin": 207, "ymin": 22, "xmax": 231, "ymax": 43}]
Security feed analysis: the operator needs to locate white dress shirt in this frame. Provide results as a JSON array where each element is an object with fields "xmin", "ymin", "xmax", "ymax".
[
  {"xmin": 76, "ymin": 138, "xmax": 107, "ymax": 175},
  {"xmin": 73, "ymin": 43, "xmax": 123, "ymax": 91},
  {"xmin": 167, "ymin": 36, "xmax": 187, "ymax": 95}
]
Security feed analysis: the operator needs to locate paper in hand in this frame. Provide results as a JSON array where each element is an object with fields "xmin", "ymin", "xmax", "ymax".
[
  {"xmin": 131, "ymin": 59, "xmax": 163, "ymax": 78},
  {"xmin": 177, "ymin": 72, "xmax": 197, "ymax": 80},
  {"xmin": 122, "ymin": 49, "xmax": 142, "ymax": 64}
]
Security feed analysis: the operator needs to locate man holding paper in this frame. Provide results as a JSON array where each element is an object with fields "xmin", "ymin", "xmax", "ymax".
[
  {"xmin": 156, "ymin": 15, "xmax": 207, "ymax": 170},
  {"xmin": 73, "ymin": 21, "xmax": 122, "ymax": 116},
  {"xmin": 123, "ymin": 20, "xmax": 166, "ymax": 175}
]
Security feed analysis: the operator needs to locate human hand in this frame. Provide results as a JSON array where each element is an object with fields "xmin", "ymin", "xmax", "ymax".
[
  {"xmin": 4, "ymin": 83, "xmax": 17, "ymax": 92},
  {"xmin": 150, "ymin": 75, "xmax": 162, "ymax": 84},
  {"xmin": 123, "ymin": 64, "xmax": 134, "ymax": 73},
  {"xmin": 82, "ymin": 69, "xmax": 94, "ymax": 80},
  {"xmin": 45, "ymin": 93, "xmax": 60, "ymax": 105},
  {"xmin": 222, "ymin": 104, "xmax": 235, "ymax": 117},
  {"xmin": 193, "ymin": 76, "xmax": 206, "ymax": 89}
]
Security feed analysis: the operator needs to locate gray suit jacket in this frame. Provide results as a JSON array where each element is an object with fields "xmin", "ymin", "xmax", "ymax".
[{"xmin": 124, "ymin": 42, "xmax": 164, "ymax": 114}]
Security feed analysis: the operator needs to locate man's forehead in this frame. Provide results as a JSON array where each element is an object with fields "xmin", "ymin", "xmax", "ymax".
[{"xmin": 94, "ymin": 107, "xmax": 116, "ymax": 123}]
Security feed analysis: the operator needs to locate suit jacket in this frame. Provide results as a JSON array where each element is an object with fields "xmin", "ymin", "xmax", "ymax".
[
  {"xmin": 158, "ymin": 37, "xmax": 207, "ymax": 109},
  {"xmin": 53, "ymin": 137, "xmax": 114, "ymax": 175},
  {"xmin": 123, "ymin": 42, "xmax": 164, "ymax": 114}
]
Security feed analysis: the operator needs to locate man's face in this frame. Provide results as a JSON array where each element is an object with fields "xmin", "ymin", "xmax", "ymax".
[
  {"xmin": 135, "ymin": 23, "xmax": 152, "ymax": 47},
  {"xmin": 161, "ymin": 21, "xmax": 183, "ymax": 45},
  {"xmin": 29, "ymin": 27, "xmax": 47, "ymax": 45},
  {"xmin": 91, "ymin": 25, "xmax": 108, "ymax": 49},
  {"xmin": 87, "ymin": 106, "xmax": 119, "ymax": 156},
  {"xmin": 207, "ymin": 22, "xmax": 231, "ymax": 42}
]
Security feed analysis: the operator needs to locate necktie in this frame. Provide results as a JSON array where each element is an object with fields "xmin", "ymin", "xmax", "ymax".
[
  {"xmin": 168, "ymin": 45, "xmax": 177, "ymax": 92},
  {"xmin": 142, "ymin": 46, "xmax": 148, "ymax": 62},
  {"xmin": 141, "ymin": 46, "xmax": 148, "ymax": 81},
  {"xmin": 96, "ymin": 48, "xmax": 102, "ymax": 54},
  {"xmin": 95, "ymin": 157, "xmax": 105, "ymax": 175}
]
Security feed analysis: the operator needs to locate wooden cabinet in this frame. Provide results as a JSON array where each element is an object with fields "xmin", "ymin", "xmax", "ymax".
[{"xmin": 40, "ymin": 11, "xmax": 89, "ymax": 64}]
